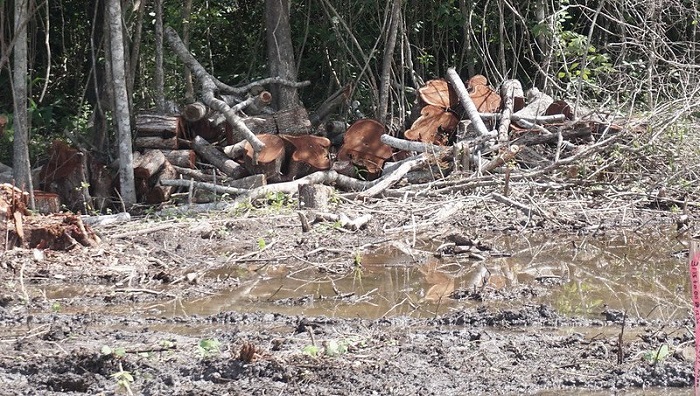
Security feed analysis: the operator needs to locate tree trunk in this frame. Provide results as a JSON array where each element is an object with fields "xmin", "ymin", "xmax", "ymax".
[
  {"xmin": 128, "ymin": 0, "xmax": 146, "ymax": 99},
  {"xmin": 377, "ymin": 0, "xmax": 401, "ymax": 123},
  {"xmin": 182, "ymin": 0, "xmax": 194, "ymax": 103},
  {"xmin": 154, "ymin": 0, "xmax": 165, "ymax": 111},
  {"xmin": 265, "ymin": 0, "xmax": 299, "ymax": 110},
  {"xmin": 12, "ymin": 0, "xmax": 33, "ymax": 206},
  {"xmin": 107, "ymin": 0, "xmax": 137, "ymax": 205}
]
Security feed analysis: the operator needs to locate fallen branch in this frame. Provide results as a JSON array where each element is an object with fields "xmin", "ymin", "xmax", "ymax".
[
  {"xmin": 490, "ymin": 192, "xmax": 545, "ymax": 218},
  {"xmin": 160, "ymin": 178, "xmax": 248, "ymax": 195},
  {"xmin": 164, "ymin": 26, "xmax": 265, "ymax": 154},
  {"xmin": 312, "ymin": 212, "xmax": 372, "ymax": 231},
  {"xmin": 446, "ymin": 68, "xmax": 490, "ymax": 137}
]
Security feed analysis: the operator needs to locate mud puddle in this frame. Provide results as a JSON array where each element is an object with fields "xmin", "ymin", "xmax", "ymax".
[
  {"xmin": 40, "ymin": 228, "xmax": 689, "ymax": 323},
  {"xmin": 177, "ymin": 228, "xmax": 689, "ymax": 319}
]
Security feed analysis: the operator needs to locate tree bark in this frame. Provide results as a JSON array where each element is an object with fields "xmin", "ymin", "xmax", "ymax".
[
  {"xmin": 154, "ymin": 0, "xmax": 165, "ymax": 111},
  {"xmin": 192, "ymin": 135, "xmax": 248, "ymax": 179},
  {"xmin": 377, "ymin": 0, "xmax": 401, "ymax": 123},
  {"xmin": 265, "ymin": 0, "xmax": 299, "ymax": 110},
  {"xmin": 128, "ymin": 0, "xmax": 147, "ymax": 99},
  {"xmin": 107, "ymin": 0, "xmax": 137, "ymax": 205},
  {"xmin": 12, "ymin": 0, "xmax": 33, "ymax": 205},
  {"xmin": 446, "ymin": 68, "xmax": 490, "ymax": 137},
  {"xmin": 182, "ymin": 0, "xmax": 194, "ymax": 103}
]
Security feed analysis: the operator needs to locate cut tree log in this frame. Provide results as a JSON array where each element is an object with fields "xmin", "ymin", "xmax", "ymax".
[
  {"xmin": 336, "ymin": 119, "xmax": 393, "ymax": 179},
  {"xmin": 161, "ymin": 149, "xmax": 196, "ymax": 168},
  {"xmin": 192, "ymin": 135, "xmax": 248, "ymax": 179},
  {"xmin": 242, "ymin": 134, "xmax": 286, "ymax": 182},
  {"xmin": 242, "ymin": 107, "xmax": 312, "ymax": 135},
  {"xmin": 182, "ymin": 102, "xmax": 208, "ymax": 122},
  {"xmin": 33, "ymin": 191, "xmax": 60, "ymax": 214},
  {"xmin": 404, "ymin": 104, "xmax": 459, "ymax": 144},
  {"xmin": 280, "ymin": 134, "xmax": 331, "ymax": 180},
  {"xmin": 21, "ymin": 214, "xmax": 101, "ymax": 250},
  {"xmin": 418, "ymin": 79, "xmax": 458, "ymax": 108},
  {"xmin": 135, "ymin": 113, "xmax": 184, "ymax": 138},
  {"xmin": 144, "ymin": 160, "xmax": 178, "ymax": 204},
  {"xmin": 513, "ymin": 88, "xmax": 554, "ymax": 128},
  {"xmin": 467, "ymin": 75, "xmax": 501, "ymax": 113},
  {"xmin": 132, "ymin": 149, "xmax": 166, "ymax": 180},
  {"xmin": 164, "ymin": 26, "xmax": 265, "ymax": 155},
  {"xmin": 134, "ymin": 136, "xmax": 180, "ymax": 150}
]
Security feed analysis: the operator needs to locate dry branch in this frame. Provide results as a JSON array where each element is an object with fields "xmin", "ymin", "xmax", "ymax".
[
  {"xmin": 497, "ymin": 80, "xmax": 520, "ymax": 144},
  {"xmin": 192, "ymin": 135, "xmax": 248, "ymax": 179},
  {"xmin": 446, "ymin": 68, "xmax": 490, "ymax": 137},
  {"xmin": 164, "ymin": 26, "xmax": 265, "ymax": 154}
]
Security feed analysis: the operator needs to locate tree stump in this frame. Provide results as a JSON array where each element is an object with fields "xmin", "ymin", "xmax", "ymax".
[{"xmin": 298, "ymin": 184, "xmax": 334, "ymax": 211}]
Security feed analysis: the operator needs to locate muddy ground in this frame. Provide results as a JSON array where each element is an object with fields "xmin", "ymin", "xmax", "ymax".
[{"xmin": 0, "ymin": 183, "xmax": 697, "ymax": 395}]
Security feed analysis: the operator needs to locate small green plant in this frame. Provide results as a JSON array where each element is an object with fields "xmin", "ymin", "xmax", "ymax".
[
  {"xmin": 198, "ymin": 338, "xmax": 221, "ymax": 358},
  {"xmin": 101, "ymin": 345, "xmax": 127, "ymax": 359},
  {"xmin": 643, "ymin": 344, "xmax": 670, "ymax": 364},
  {"xmin": 302, "ymin": 345, "xmax": 321, "ymax": 357},
  {"xmin": 352, "ymin": 250, "xmax": 363, "ymax": 282},
  {"xmin": 257, "ymin": 237, "xmax": 267, "ymax": 250},
  {"xmin": 302, "ymin": 337, "xmax": 365, "ymax": 358},
  {"xmin": 50, "ymin": 302, "xmax": 62, "ymax": 313},
  {"xmin": 266, "ymin": 192, "xmax": 294, "ymax": 211},
  {"xmin": 111, "ymin": 363, "xmax": 134, "ymax": 395},
  {"xmin": 159, "ymin": 339, "xmax": 176, "ymax": 349}
]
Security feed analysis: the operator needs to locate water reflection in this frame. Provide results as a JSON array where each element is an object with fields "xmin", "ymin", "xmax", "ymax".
[{"xmin": 37, "ymin": 228, "xmax": 691, "ymax": 321}]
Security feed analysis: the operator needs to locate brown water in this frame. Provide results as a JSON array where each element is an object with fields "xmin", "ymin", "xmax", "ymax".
[
  {"xmin": 37, "ymin": 228, "xmax": 690, "ymax": 320},
  {"xmin": 148, "ymin": 228, "xmax": 690, "ymax": 320}
]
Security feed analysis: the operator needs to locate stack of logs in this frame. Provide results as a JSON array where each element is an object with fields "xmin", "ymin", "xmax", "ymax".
[{"xmin": 37, "ymin": 70, "xmax": 623, "ymax": 213}]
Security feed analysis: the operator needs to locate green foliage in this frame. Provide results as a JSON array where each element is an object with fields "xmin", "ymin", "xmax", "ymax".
[
  {"xmin": 111, "ymin": 363, "xmax": 134, "ymax": 395},
  {"xmin": 101, "ymin": 345, "xmax": 127, "ymax": 359},
  {"xmin": 302, "ymin": 337, "xmax": 365, "ymax": 358},
  {"xmin": 197, "ymin": 338, "xmax": 221, "ymax": 358},
  {"xmin": 643, "ymin": 344, "xmax": 670, "ymax": 364}
]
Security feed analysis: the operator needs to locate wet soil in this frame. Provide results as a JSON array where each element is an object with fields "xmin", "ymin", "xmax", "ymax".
[{"xmin": 0, "ymin": 191, "xmax": 696, "ymax": 395}]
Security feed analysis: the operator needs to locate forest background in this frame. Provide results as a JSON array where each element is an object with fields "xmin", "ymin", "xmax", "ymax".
[{"xmin": 0, "ymin": 0, "xmax": 698, "ymax": 207}]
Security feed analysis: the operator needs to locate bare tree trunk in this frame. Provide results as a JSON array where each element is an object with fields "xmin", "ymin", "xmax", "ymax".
[
  {"xmin": 12, "ymin": 0, "xmax": 34, "ymax": 206},
  {"xmin": 377, "ymin": 0, "xmax": 401, "ymax": 124},
  {"xmin": 265, "ymin": 0, "xmax": 299, "ymax": 110},
  {"xmin": 128, "ymin": 0, "xmax": 147, "ymax": 98},
  {"xmin": 107, "ymin": 0, "xmax": 136, "ymax": 205},
  {"xmin": 458, "ymin": 0, "xmax": 475, "ymax": 77},
  {"xmin": 182, "ymin": 0, "xmax": 194, "ymax": 103},
  {"xmin": 154, "ymin": 0, "xmax": 165, "ymax": 111}
]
